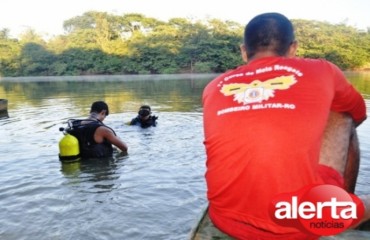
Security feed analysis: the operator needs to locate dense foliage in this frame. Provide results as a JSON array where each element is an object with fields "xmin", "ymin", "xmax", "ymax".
[{"xmin": 0, "ymin": 12, "xmax": 369, "ymax": 77}]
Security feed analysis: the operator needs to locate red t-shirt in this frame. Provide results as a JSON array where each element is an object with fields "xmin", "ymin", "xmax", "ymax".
[{"xmin": 202, "ymin": 56, "xmax": 366, "ymax": 234}]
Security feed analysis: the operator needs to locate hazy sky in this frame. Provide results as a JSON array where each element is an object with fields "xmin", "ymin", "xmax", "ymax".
[{"xmin": 1, "ymin": 0, "xmax": 369, "ymax": 38}]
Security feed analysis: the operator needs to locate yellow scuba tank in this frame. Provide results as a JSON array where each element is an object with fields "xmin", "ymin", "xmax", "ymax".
[{"xmin": 59, "ymin": 133, "xmax": 80, "ymax": 162}]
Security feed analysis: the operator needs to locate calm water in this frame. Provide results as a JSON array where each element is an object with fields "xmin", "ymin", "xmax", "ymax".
[{"xmin": 0, "ymin": 72, "xmax": 369, "ymax": 240}]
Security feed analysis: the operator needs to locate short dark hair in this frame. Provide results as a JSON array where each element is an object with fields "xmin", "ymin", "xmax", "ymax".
[
  {"xmin": 90, "ymin": 101, "xmax": 109, "ymax": 116},
  {"xmin": 244, "ymin": 12, "xmax": 295, "ymax": 59},
  {"xmin": 139, "ymin": 105, "xmax": 151, "ymax": 111}
]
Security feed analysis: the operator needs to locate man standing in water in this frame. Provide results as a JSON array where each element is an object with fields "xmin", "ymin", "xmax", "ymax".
[
  {"xmin": 129, "ymin": 105, "xmax": 158, "ymax": 128},
  {"xmin": 202, "ymin": 12, "xmax": 368, "ymax": 239},
  {"xmin": 69, "ymin": 101, "xmax": 128, "ymax": 158}
]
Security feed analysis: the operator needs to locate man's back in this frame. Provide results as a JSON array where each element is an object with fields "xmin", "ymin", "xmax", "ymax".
[
  {"xmin": 67, "ymin": 119, "xmax": 114, "ymax": 158},
  {"xmin": 203, "ymin": 56, "xmax": 365, "ymax": 233}
]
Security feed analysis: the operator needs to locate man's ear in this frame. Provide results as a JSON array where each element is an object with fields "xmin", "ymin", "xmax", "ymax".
[
  {"xmin": 240, "ymin": 44, "xmax": 248, "ymax": 63},
  {"xmin": 287, "ymin": 41, "xmax": 298, "ymax": 58}
]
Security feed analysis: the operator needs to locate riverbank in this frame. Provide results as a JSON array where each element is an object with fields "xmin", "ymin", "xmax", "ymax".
[{"xmin": 0, "ymin": 73, "xmax": 220, "ymax": 82}]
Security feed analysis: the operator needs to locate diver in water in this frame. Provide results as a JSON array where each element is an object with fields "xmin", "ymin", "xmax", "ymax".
[
  {"xmin": 129, "ymin": 105, "xmax": 158, "ymax": 128},
  {"xmin": 66, "ymin": 101, "xmax": 128, "ymax": 158}
]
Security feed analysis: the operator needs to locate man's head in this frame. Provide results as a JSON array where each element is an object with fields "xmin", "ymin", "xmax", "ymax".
[
  {"xmin": 90, "ymin": 101, "xmax": 109, "ymax": 120},
  {"xmin": 243, "ymin": 12, "xmax": 297, "ymax": 60},
  {"xmin": 138, "ymin": 105, "xmax": 151, "ymax": 119}
]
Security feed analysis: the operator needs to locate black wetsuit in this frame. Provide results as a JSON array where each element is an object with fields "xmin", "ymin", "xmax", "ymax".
[
  {"xmin": 67, "ymin": 119, "xmax": 113, "ymax": 158},
  {"xmin": 130, "ymin": 115, "xmax": 158, "ymax": 128}
]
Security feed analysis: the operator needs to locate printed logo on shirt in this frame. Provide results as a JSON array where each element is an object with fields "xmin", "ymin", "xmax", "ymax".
[
  {"xmin": 269, "ymin": 184, "xmax": 364, "ymax": 237},
  {"xmin": 220, "ymin": 75, "xmax": 297, "ymax": 105}
]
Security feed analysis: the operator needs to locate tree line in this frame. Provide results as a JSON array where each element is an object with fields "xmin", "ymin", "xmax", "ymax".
[{"xmin": 0, "ymin": 12, "xmax": 369, "ymax": 77}]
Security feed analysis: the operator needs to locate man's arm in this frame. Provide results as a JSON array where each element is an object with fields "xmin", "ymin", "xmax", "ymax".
[{"xmin": 95, "ymin": 126, "xmax": 128, "ymax": 152}]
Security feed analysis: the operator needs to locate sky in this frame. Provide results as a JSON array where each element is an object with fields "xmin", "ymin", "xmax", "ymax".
[{"xmin": 1, "ymin": 0, "xmax": 369, "ymax": 38}]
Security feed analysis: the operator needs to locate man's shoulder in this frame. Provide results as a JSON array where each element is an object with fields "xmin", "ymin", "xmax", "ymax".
[
  {"xmin": 130, "ymin": 117, "xmax": 140, "ymax": 125},
  {"xmin": 95, "ymin": 125, "xmax": 114, "ymax": 136},
  {"xmin": 205, "ymin": 67, "xmax": 245, "ymax": 90},
  {"xmin": 288, "ymin": 57, "xmax": 334, "ymax": 67}
]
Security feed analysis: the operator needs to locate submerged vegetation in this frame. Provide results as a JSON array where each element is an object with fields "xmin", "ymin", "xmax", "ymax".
[{"xmin": 0, "ymin": 12, "xmax": 369, "ymax": 77}]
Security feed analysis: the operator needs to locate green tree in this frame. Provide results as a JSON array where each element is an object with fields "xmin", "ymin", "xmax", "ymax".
[
  {"xmin": 19, "ymin": 43, "xmax": 55, "ymax": 76},
  {"xmin": 0, "ymin": 30, "xmax": 22, "ymax": 76},
  {"xmin": 293, "ymin": 20, "xmax": 370, "ymax": 70},
  {"xmin": 1, "ymin": 12, "xmax": 369, "ymax": 77}
]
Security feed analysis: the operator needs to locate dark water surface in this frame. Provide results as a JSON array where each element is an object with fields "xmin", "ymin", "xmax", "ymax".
[{"xmin": 0, "ymin": 72, "xmax": 369, "ymax": 240}]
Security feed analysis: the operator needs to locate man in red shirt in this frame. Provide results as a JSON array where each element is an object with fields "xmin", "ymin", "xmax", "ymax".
[{"xmin": 202, "ymin": 12, "xmax": 368, "ymax": 239}]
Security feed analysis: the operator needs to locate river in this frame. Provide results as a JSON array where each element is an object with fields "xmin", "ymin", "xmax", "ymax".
[{"xmin": 0, "ymin": 72, "xmax": 369, "ymax": 240}]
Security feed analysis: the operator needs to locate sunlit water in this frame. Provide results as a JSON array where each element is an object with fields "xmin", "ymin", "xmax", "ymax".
[{"xmin": 0, "ymin": 73, "xmax": 369, "ymax": 240}]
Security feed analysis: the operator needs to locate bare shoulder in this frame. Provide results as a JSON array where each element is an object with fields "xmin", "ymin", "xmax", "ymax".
[{"xmin": 96, "ymin": 125, "xmax": 114, "ymax": 135}]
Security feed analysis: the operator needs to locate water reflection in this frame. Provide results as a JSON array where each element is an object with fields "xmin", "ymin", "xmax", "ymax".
[
  {"xmin": 0, "ymin": 98, "xmax": 8, "ymax": 119},
  {"xmin": 0, "ymin": 74, "xmax": 216, "ymax": 114},
  {"xmin": 60, "ymin": 161, "xmax": 81, "ymax": 177},
  {"xmin": 0, "ymin": 110, "xmax": 9, "ymax": 119},
  {"xmin": 61, "ymin": 155, "xmax": 127, "ymax": 193}
]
